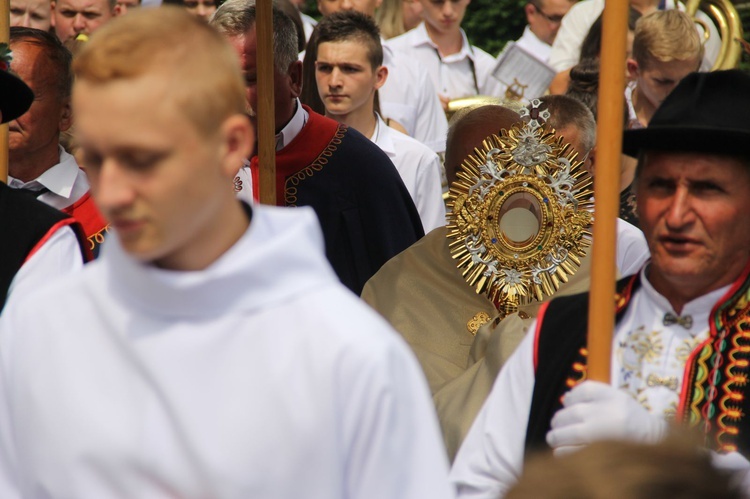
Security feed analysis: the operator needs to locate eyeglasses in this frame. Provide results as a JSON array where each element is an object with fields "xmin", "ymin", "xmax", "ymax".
[{"xmin": 532, "ymin": 3, "xmax": 565, "ymax": 24}]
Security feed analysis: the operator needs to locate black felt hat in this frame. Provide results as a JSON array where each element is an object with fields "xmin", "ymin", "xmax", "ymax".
[
  {"xmin": 622, "ymin": 70, "xmax": 750, "ymax": 157},
  {"xmin": 0, "ymin": 44, "xmax": 33, "ymax": 124}
]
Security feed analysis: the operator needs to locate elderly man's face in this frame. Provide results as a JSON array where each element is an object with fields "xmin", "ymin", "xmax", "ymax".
[
  {"xmin": 8, "ymin": 41, "xmax": 71, "ymax": 173},
  {"xmin": 637, "ymin": 151, "xmax": 750, "ymax": 307},
  {"xmin": 227, "ymin": 27, "xmax": 302, "ymax": 136}
]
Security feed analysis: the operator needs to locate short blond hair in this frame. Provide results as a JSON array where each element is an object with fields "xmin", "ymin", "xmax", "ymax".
[
  {"xmin": 632, "ymin": 10, "xmax": 704, "ymax": 69},
  {"xmin": 74, "ymin": 6, "xmax": 246, "ymax": 135}
]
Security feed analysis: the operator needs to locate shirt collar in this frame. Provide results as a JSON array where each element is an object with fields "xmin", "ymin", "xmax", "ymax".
[
  {"xmin": 412, "ymin": 22, "xmax": 475, "ymax": 62},
  {"xmin": 370, "ymin": 114, "xmax": 396, "ymax": 158},
  {"xmin": 276, "ymin": 99, "xmax": 308, "ymax": 151},
  {"xmin": 639, "ymin": 264, "xmax": 731, "ymax": 317},
  {"xmin": 519, "ymin": 25, "xmax": 552, "ymax": 59},
  {"xmin": 8, "ymin": 146, "xmax": 81, "ymax": 200}
]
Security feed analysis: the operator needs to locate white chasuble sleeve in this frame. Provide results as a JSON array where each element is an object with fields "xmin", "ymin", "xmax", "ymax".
[
  {"xmin": 340, "ymin": 338, "xmax": 454, "ymax": 499},
  {"xmin": 450, "ymin": 325, "xmax": 537, "ymax": 498}
]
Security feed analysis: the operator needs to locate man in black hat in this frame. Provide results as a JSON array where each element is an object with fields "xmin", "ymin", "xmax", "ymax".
[
  {"xmin": 449, "ymin": 69, "xmax": 750, "ymax": 497},
  {"xmin": 0, "ymin": 43, "xmax": 88, "ymax": 311}
]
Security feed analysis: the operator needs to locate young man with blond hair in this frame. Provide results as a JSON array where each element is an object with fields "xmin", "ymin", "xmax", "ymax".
[
  {"xmin": 0, "ymin": 8, "xmax": 453, "ymax": 498},
  {"xmin": 626, "ymin": 10, "xmax": 703, "ymax": 128},
  {"xmin": 314, "ymin": 11, "xmax": 446, "ymax": 232}
]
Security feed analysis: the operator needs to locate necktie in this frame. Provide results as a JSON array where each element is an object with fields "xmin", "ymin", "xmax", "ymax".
[
  {"xmin": 15, "ymin": 187, "xmax": 50, "ymax": 199},
  {"xmin": 663, "ymin": 312, "xmax": 693, "ymax": 329}
]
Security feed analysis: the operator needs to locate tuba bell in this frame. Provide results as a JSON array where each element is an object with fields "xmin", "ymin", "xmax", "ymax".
[{"xmin": 685, "ymin": 0, "xmax": 744, "ymax": 69}]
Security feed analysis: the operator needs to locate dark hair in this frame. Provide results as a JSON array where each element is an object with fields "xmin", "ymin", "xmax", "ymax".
[
  {"xmin": 273, "ymin": 0, "xmax": 306, "ymax": 52},
  {"xmin": 580, "ymin": 7, "xmax": 641, "ymax": 61},
  {"xmin": 566, "ymin": 57, "xmax": 599, "ymax": 118},
  {"xmin": 314, "ymin": 10, "xmax": 383, "ymax": 69},
  {"xmin": 301, "ymin": 26, "xmax": 325, "ymax": 114},
  {"xmin": 10, "ymin": 27, "xmax": 73, "ymax": 100}
]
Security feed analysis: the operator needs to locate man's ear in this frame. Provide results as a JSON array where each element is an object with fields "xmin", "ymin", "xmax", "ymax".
[
  {"xmin": 524, "ymin": 3, "xmax": 535, "ymax": 23},
  {"xmin": 114, "ymin": 3, "xmax": 123, "ymax": 15},
  {"xmin": 288, "ymin": 59, "xmax": 303, "ymax": 98},
  {"xmin": 220, "ymin": 114, "xmax": 255, "ymax": 176},
  {"xmin": 374, "ymin": 65, "xmax": 388, "ymax": 91},
  {"xmin": 586, "ymin": 146, "xmax": 596, "ymax": 177},
  {"xmin": 626, "ymin": 58, "xmax": 639, "ymax": 80},
  {"xmin": 59, "ymin": 98, "xmax": 73, "ymax": 133}
]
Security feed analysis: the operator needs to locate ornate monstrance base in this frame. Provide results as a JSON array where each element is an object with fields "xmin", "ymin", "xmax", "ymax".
[{"xmin": 446, "ymin": 119, "xmax": 594, "ymax": 317}]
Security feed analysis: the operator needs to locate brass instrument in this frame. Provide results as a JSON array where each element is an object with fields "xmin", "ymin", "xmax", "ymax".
[{"xmin": 685, "ymin": 0, "xmax": 744, "ymax": 70}]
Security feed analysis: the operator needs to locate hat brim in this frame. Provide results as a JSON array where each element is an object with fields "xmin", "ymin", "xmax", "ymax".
[
  {"xmin": 0, "ymin": 70, "xmax": 33, "ymax": 124},
  {"xmin": 622, "ymin": 126, "xmax": 750, "ymax": 158}
]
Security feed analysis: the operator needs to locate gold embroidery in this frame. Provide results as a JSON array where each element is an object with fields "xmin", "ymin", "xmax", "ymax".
[
  {"xmin": 284, "ymin": 126, "xmax": 346, "ymax": 206},
  {"xmin": 466, "ymin": 312, "xmax": 491, "ymax": 336},
  {"xmin": 87, "ymin": 225, "xmax": 111, "ymax": 250}
]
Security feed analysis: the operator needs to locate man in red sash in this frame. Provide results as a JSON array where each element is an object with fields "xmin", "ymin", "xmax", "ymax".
[
  {"xmin": 0, "ymin": 39, "xmax": 88, "ymax": 310},
  {"xmin": 7, "ymin": 27, "xmax": 108, "ymax": 256},
  {"xmin": 211, "ymin": 1, "xmax": 424, "ymax": 295},
  {"xmin": 451, "ymin": 70, "xmax": 750, "ymax": 496}
]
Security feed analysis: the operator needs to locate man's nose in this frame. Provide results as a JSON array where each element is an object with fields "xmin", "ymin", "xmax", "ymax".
[
  {"xmin": 329, "ymin": 68, "xmax": 343, "ymax": 87},
  {"xmin": 664, "ymin": 186, "xmax": 694, "ymax": 229},
  {"xmin": 19, "ymin": 13, "xmax": 32, "ymax": 27},
  {"xmin": 92, "ymin": 160, "xmax": 136, "ymax": 211},
  {"xmin": 73, "ymin": 13, "xmax": 87, "ymax": 31}
]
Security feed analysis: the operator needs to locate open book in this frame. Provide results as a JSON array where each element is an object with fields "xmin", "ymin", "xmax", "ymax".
[{"xmin": 491, "ymin": 42, "xmax": 556, "ymax": 102}]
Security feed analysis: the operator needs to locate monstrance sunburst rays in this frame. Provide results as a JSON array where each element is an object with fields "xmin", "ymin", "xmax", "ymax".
[{"xmin": 446, "ymin": 121, "xmax": 594, "ymax": 317}]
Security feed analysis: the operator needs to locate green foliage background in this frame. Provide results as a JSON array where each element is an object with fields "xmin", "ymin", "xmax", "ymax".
[{"xmin": 462, "ymin": 0, "xmax": 528, "ymax": 55}]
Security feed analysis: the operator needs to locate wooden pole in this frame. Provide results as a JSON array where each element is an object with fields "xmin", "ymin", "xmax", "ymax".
[
  {"xmin": 586, "ymin": 0, "xmax": 629, "ymax": 382},
  {"xmin": 0, "ymin": 0, "xmax": 8, "ymax": 184},
  {"xmin": 255, "ymin": 0, "xmax": 276, "ymax": 205}
]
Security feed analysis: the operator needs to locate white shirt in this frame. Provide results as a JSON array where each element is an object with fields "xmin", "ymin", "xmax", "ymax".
[
  {"xmin": 616, "ymin": 218, "xmax": 649, "ymax": 277},
  {"xmin": 515, "ymin": 25, "xmax": 552, "ymax": 63},
  {"xmin": 547, "ymin": 0, "xmax": 720, "ymax": 72},
  {"xmin": 371, "ymin": 114, "xmax": 446, "ymax": 233},
  {"xmin": 6, "ymin": 225, "xmax": 84, "ymax": 308},
  {"xmin": 450, "ymin": 267, "xmax": 746, "ymax": 498},
  {"xmin": 387, "ymin": 23, "xmax": 505, "ymax": 101},
  {"xmin": 276, "ymin": 98, "xmax": 308, "ymax": 151},
  {"xmin": 300, "ymin": 12, "xmax": 317, "ymax": 42},
  {"xmin": 0, "ymin": 205, "xmax": 453, "ymax": 499},
  {"xmin": 234, "ymin": 99, "xmax": 308, "ymax": 205},
  {"xmin": 379, "ymin": 43, "xmax": 450, "ymax": 153},
  {"xmin": 8, "ymin": 147, "xmax": 89, "ymax": 211}
]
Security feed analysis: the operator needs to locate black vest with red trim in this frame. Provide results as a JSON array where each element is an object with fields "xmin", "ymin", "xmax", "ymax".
[
  {"xmin": 0, "ymin": 182, "xmax": 88, "ymax": 310},
  {"xmin": 525, "ymin": 269, "xmax": 750, "ymax": 456}
]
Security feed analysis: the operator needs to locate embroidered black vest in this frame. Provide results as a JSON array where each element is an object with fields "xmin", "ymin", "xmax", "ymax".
[
  {"xmin": 0, "ymin": 183, "xmax": 86, "ymax": 310},
  {"xmin": 524, "ymin": 269, "xmax": 750, "ymax": 456}
]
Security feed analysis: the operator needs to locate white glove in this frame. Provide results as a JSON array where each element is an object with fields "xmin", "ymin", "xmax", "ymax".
[
  {"xmin": 712, "ymin": 451, "xmax": 750, "ymax": 491},
  {"xmin": 546, "ymin": 380, "xmax": 668, "ymax": 455}
]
